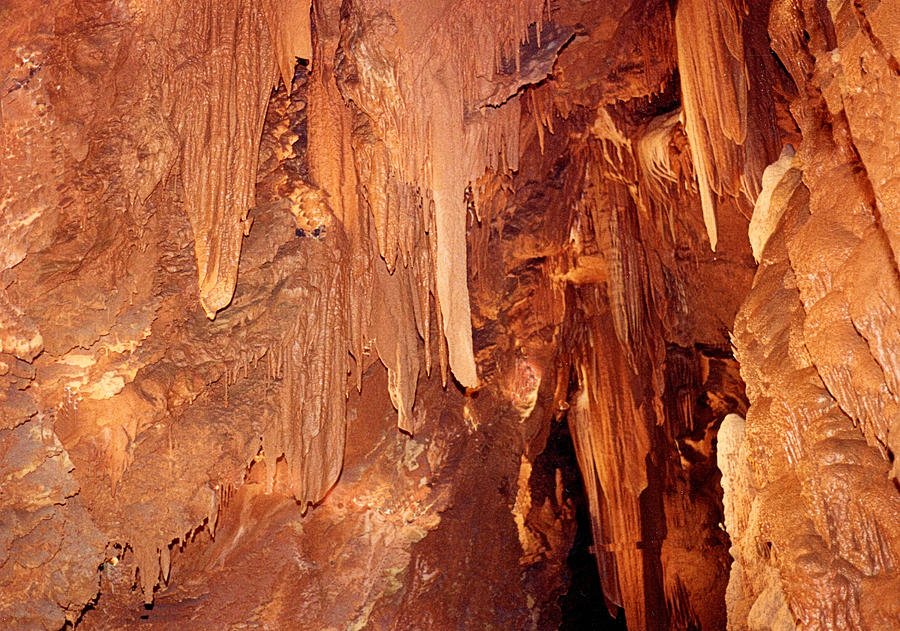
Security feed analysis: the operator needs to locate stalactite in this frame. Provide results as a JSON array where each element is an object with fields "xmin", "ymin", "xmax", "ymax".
[
  {"xmin": 332, "ymin": 0, "xmax": 554, "ymax": 389},
  {"xmin": 255, "ymin": 233, "xmax": 349, "ymax": 508},
  {"xmin": 259, "ymin": 0, "xmax": 312, "ymax": 90},
  {"xmin": 568, "ymin": 304, "xmax": 653, "ymax": 631},
  {"xmin": 168, "ymin": 0, "xmax": 278, "ymax": 317},
  {"xmin": 307, "ymin": 2, "xmax": 373, "ymax": 398},
  {"xmin": 372, "ymin": 262, "xmax": 422, "ymax": 434},
  {"xmin": 675, "ymin": 0, "xmax": 749, "ymax": 250},
  {"xmin": 585, "ymin": 164, "xmax": 665, "ymax": 381}
]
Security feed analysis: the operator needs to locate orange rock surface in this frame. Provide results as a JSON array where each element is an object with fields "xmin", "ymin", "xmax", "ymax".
[{"xmin": 2, "ymin": 0, "xmax": 900, "ymax": 629}]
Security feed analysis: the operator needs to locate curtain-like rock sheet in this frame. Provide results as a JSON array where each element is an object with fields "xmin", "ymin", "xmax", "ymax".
[
  {"xmin": 260, "ymin": 0, "xmax": 312, "ymax": 90},
  {"xmin": 168, "ymin": 0, "xmax": 278, "ymax": 318}
]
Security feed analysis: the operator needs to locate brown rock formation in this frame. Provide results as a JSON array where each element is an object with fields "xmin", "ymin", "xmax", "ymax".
[{"xmin": 2, "ymin": 0, "xmax": 900, "ymax": 629}]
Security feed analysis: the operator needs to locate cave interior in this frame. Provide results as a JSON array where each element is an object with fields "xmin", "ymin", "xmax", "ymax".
[{"xmin": 3, "ymin": 0, "xmax": 900, "ymax": 629}]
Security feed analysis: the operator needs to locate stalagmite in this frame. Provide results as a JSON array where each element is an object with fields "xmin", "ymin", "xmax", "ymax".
[{"xmin": 749, "ymin": 145, "xmax": 799, "ymax": 263}]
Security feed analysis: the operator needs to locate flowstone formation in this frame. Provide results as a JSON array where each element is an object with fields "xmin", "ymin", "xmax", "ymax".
[{"xmin": 2, "ymin": 0, "xmax": 900, "ymax": 630}]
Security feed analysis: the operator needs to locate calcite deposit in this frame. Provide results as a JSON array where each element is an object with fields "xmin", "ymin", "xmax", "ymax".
[{"xmin": 2, "ymin": 0, "xmax": 900, "ymax": 629}]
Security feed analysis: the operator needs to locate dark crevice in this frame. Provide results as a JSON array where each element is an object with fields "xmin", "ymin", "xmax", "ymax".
[
  {"xmin": 851, "ymin": 0, "xmax": 900, "ymax": 77},
  {"xmin": 545, "ymin": 419, "xmax": 628, "ymax": 630}
]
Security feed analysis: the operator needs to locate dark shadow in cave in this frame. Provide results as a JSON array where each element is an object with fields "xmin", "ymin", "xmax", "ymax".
[
  {"xmin": 560, "ymin": 497, "xmax": 628, "ymax": 630},
  {"xmin": 533, "ymin": 418, "xmax": 628, "ymax": 630}
]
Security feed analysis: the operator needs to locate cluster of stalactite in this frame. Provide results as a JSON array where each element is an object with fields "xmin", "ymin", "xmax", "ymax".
[
  {"xmin": 557, "ymin": 109, "xmax": 752, "ymax": 630},
  {"xmin": 0, "ymin": 0, "xmax": 571, "ymax": 625},
  {"xmin": 4, "ymin": 0, "xmax": 900, "ymax": 628},
  {"xmin": 518, "ymin": 0, "xmax": 900, "ymax": 629}
]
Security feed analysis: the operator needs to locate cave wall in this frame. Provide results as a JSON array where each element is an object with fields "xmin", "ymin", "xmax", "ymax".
[
  {"xmin": 3, "ymin": 0, "xmax": 900, "ymax": 629},
  {"xmin": 725, "ymin": 0, "xmax": 900, "ymax": 628}
]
